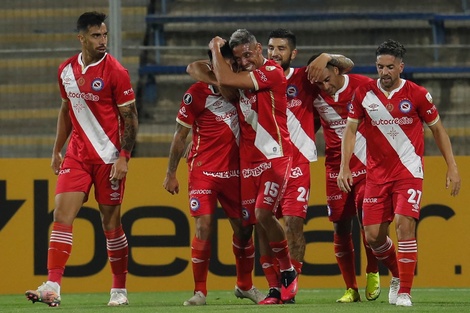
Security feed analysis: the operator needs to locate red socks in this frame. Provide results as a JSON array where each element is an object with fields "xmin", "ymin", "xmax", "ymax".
[
  {"xmin": 104, "ymin": 225, "xmax": 128, "ymax": 289},
  {"xmin": 47, "ymin": 222, "xmax": 73, "ymax": 284},
  {"xmin": 397, "ymin": 239, "xmax": 417, "ymax": 294}
]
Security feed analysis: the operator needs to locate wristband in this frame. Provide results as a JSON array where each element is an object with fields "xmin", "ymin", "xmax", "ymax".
[{"xmin": 119, "ymin": 149, "xmax": 131, "ymax": 161}]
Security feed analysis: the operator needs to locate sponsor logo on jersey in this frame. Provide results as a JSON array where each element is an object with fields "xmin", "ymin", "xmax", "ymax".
[
  {"xmin": 190, "ymin": 189, "xmax": 212, "ymax": 195},
  {"xmin": 399, "ymin": 99, "xmax": 412, "ymax": 113},
  {"xmin": 67, "ymin": 91, "xmax": 99, "ymax": 101},
  {"xmin": 367, "ymin": 103, "xmax": 379, "ymax": 111},
  {"xmin": 327, "ymin": 194, "xmax": 343, "ymax": 201},
  {"xmin": 123, "ymin": 88, "xmax": 134, "ymax": 96},
  {"xmin": 91, "ymin": 78, "xmax": 104, "ymax": 91},
  {"xmin": 215, "ymin": 108, "xmax": 237, "ymax": 122},
  {"xmin": 110, "ymin": 192, "xmax": 120, "ymax": 200},
  {"xmin": 59, "ymin": 168, "xmax": 71, "ymax": 175},
  {"xmin": 371, "ymin": 116, "xmax": 413, "ymax": 126},
  {"xmin": 242, "ymin": 162, "xmax": 272, "ymax": 178},
  {"xmin": 426, "ymin": 105, "xmax": 437, "ymax": 115},
  {"xmin": 287, "ymin": 98, "xmax": 302, "ymax": 109},
  {"xmin": 242, "ymin": 198, "xmax": 255, "ymax": 205},
  {"xmin": 286, "ymin": 84, "xmax": 299, "ymax": 98},
  {"xmin": 265, "ymin": 65, "xmax": 276, "ymax": 71},
  {"xmin": 363, "ymin": 197, "xmax": 378, "ymax": 203},
  {"xmin": 203, "ymin": 170, "xmax": 240, "ymax": 178},
  {"xmin": 178, "ymin": 107, "xmax": 188, "ymax": 118},
  {"xmin": 263, "ymin": 196, "xmax": 274, "ymax": 205},
  {"xmin": 190, "ymin": 198, "xmax": 200, "ymax": 211},
  {"xmin": 255, "ymin": 69, "xmax": 268, "ymax": 82},
  {"xmin": 290, "ymin": 166, "xmax": 303, "ymax": 178},
  {"xmin": 386, "ymin": 103, "xmax": 394, "ymax": 112},
  {"xmin": 183, "ymin": 93, "xmax": 192, "ymax": 105}
]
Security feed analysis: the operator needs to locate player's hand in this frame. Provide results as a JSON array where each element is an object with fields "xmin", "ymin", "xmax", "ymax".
[
  {"xmin": 163, "ymin": 174, "xmax": 179, "ymax": 195},
  {"xmin": 306, "ymin": 53, "xmax": 329, "ymax": 83},
  {"xmin": 109, "ymin": 156, "xmax": 128, "ymax": 181},
  {"xmin": 337, "ymin": 168, "xmax": 353, "ymax": 193},
  {"xmin": 209, "ymin": 36, "xmax": 226, "ymax": 50},
  {"xmin": 51, "ymin": 152, "xmax": 63, "ymax": 175},
  {"xmin": 446, "ymin": 166, "xmax": 461, "ymax": 196}
]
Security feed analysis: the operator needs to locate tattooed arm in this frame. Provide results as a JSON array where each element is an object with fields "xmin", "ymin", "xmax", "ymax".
[{"xmin": 110, "ymin": 101, "xmax": 139, "ymax": 181}]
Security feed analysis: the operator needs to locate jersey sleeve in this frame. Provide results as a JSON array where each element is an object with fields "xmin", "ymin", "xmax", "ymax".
[
  {"xmin": 176, "ymin": 83, "xmax": 206, "ymax": 128},
  {"xmin": 112, "ymin": 67, "xmax": 135, "ymax": 107},
  {"xmin": 415, "ymin": 85, "xmax": 439, "ymax": 126},
  {"xmin": 249, "ymin": 64, "xmax": 284, "ymax": 91}
]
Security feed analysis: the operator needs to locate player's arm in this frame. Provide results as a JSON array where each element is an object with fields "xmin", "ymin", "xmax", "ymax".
[
  {"xmin": 306, "ymin": 53, "xmax": 354, "ymax": 83},
  {"xmin": 337, "ymin": 118, "xmax": 360, "ymax": 193},
  {"xmin": 428, "ymin": 119, "xmax": 461, "ymax": 196},
  {"xmin": 110, "ymin": 101, "xmax": 139, "ymax": 181},
  {"xmin": 163, "ymin": 123, "xmax": 191, "ymax": 195},
  {"xmin": 209, "ymin": 36, "xmax": 255, "ymax": 90},
  {"xmin": 51, "ymin": 100, "xmax": 72, "ymax": 175}
]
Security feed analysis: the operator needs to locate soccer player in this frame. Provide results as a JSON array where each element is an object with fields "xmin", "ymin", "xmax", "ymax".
[
  {"xmin": 338, "ymin": 39, "xmax": 461, "ymax": 307},
  {"xmin": 209, "ymin": 29, "xmax": 298, "ymax": 303},
  {"xmin": 311, "ymin": 54, "xmax": 381, "ymax": 303},
  {"xmin": 257, "ymin": 28, "xmax": 354, "ymax": 304},
  {"xmin": 25, "ymin": 11, "xmax": 138, "ymax": 307},
  {"xmin": 163, "ymin": 43, "xmax": 263, "ymax": 306}
]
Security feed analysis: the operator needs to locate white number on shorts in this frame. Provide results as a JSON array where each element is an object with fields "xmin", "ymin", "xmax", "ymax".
[
  {"xmin": 263, "ymin": 181, "xmax": 280, "ymax": 197},
  {"xmin": 297, "ymin": 187, "xmax": 309, "ymax": 202},
  {"xmin": 407, "ymin": 189, "xmax": 422, "ymax": 204}
]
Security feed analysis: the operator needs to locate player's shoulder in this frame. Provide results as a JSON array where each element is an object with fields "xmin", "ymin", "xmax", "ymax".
[{"xmin": 58, "ymin": 54, "xmax": 79, "ymax": 70}]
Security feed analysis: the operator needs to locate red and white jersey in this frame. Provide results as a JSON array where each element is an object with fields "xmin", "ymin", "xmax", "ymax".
[
  {"xmin": 177, "ymin": 82, "xmax": 240, "ymax": 173},
  {"xmin": 314, "ymin": 74, "xmax": 372, "ymax": 174},
  {"xmin": 349, "ymin": 78, "xmax": 440, "ymax": 183},
  {"xmin": 237, "ymin": 59, "xmax": 293, "ymax": 162},
  {"xmin": 285, "ymin": 66, "xmax": 319, "ymax": 164},
  {"xmin": 58, "ymin": 53, "xmax": 135, "ymax": 164}
]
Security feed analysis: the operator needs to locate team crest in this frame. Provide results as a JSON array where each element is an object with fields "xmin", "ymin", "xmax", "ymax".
[
  {"xmin": 190, "ymin": 198, "xmax": 200, "ymax": 211},
  {"xmin": 286, "ymin": 84, "xmax": 298, "ymax": 98},
  {"xmin": 399, "ymin": 100, "xmax": 412, "ymax": 113},
  {"xmin": 91, "ymin": 78, "xmax": 104, "ymax": 91}
]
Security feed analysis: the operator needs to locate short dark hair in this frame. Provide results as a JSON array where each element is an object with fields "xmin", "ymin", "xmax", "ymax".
[
  {"xmin": 76, "ymin": 11, "xmax": 107, "ymax": 33},
  {"xmin": 376, "ymin": 39, "xmax": 406, "ymax": 60},
  {"xmin": 267, "ymin": 28, "xmax": 296, "ymax": 50},
  {"xmin": 207, "ymin": 42, "xmax": 233, "ymax": 62}
]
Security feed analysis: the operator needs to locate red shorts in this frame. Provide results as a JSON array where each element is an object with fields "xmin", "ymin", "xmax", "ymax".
[
  {"xmin": 362, "ymin": 178, "xmax": 423, "ymax": 226},
  {"xmin": 56, "ymin": 155, "xmax": 125, "ymax": 205},
  {"xmin": 326, "ymin": 172, "xmax": 365, "ymax": 222},
  {"xmin": 277, "ymin": 162, "xmax": 310, "ymax": 219},
  {"xmin": 240, "ymin": 156, "xmax": 292, "ymax": 225},
  {"xmin": 188, "ymin": 169, "xmax": 242, "ymax": 219}
]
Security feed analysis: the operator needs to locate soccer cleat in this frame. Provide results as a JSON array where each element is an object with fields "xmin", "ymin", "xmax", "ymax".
[
  {"xmin": 108, "ymin": 288, "xmax": 129, "ymax": 306},
  {"xmin": 25, "ymin": 281, "xmax": 61, "ymax": 307},
  {"xmin": 365, "ymin": 272, "xmax": 381, "ymax": 301},
  {"xmin": 284, "ymin": 296, "xmax": 295, "ymax": 304},
  {"xmin": 388, "ymin": 277, "xmax": 400, "ymax": 305},
  {"xmin": 396, "ymin": 293, "xmax": 412, "ymax": 307},
  {"xmin": 234, "ymin": 285, "xmax": 265, "ymax": 304},
  {"xmin": 183, "ymin": 291, "xmax": 206, "ymax": 306},
  {"xmin": 280, "ymin": 269, "xmax": 298, "ymax": 302},
  {"xmin": 259, "ymin": 288, "xmax": 282, "ymax": 305},
  {"xmin": 336, "ymin": 288, "xmax": 361, "ymax": 303}
]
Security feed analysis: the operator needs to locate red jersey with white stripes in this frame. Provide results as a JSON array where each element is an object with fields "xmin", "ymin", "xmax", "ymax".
[
  {"xmin": 348, "ymin": 78, "xmax": 439, "ymax": 183},
  {"xmin": 177, "ymin": 82, "xmax": 240, "ymax": 172},
  {"xmin": 286, "ymin": 66, "xmax": 319, "ymax": 164},
  {"xmin": 237, "ymin": 59, "xmax": 293, "ymax": 162},
  {"xmin": 58, "ymin": 53, "xmax": 135, "ymax": 164},
  {"xmin": 314, "ymin": 74, "xmax": 372, "ymax": 174}
]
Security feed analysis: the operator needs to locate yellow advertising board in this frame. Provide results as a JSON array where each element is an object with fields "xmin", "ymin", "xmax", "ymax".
[{"xmin": 0, "ymin": 156, "xmax": 468, "ymax": 294}]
